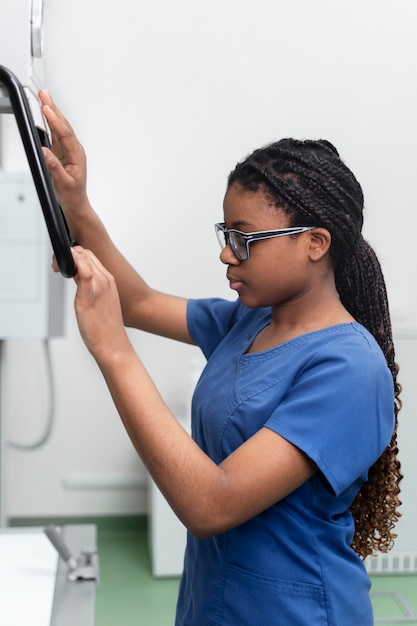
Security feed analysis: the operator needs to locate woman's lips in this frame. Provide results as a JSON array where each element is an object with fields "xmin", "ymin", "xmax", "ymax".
[{"xmin": 227, "ymin": 275, "xmax": 244, "ymax": 291}]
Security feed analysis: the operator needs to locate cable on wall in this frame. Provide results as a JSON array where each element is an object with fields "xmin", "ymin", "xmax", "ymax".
[{"xmin": 7, "ymin": 339, "xmax": 56, "ymax": 451}]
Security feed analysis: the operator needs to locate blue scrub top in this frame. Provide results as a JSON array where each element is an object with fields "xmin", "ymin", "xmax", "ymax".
[{"xmin": 175, "ymin": 298, "xmax": 394, "ymax": 626}]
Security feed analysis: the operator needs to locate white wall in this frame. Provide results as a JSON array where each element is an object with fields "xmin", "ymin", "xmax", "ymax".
[{"xmin": 1, "ymin": 0, "xmax": 416, "ymax": 520}]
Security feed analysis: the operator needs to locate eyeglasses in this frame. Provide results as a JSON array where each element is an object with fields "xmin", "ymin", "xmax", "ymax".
[{"xmin": 214, "ymin": 222, "xmax": 316, "ymax": 261}]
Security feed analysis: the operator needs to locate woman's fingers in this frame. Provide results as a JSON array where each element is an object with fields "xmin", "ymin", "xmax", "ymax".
[
  {"xmin": 39, "ymin": 90, "xmax": 88, "ymax": 209},
  {"xmin": 42, "ymin": 103, "xmax": 85, "ymax": 169},
  {"xmin": 70, "ymin": 247, "xmax": 126, "ymax": 356}
]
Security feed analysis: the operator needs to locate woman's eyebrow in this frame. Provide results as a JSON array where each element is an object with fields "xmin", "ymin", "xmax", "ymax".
[{"xmin": 226, "ymin": 220, "xmax": 258, "ymax": 230}]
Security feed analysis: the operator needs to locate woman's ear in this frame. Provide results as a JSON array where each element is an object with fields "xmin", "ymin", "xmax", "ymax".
[{"xmin": 308, "ymin": 228, "xmax": 332, "ymax": 262}]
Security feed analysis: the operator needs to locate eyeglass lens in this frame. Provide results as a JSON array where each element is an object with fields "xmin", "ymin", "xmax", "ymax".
[
  {"xmin": 228, "ymin": 232, "xmax": 246, "ymax": 259},
  {"xmin": 215, "ymin": 225, "xmax": 247, "ymax": 260}
]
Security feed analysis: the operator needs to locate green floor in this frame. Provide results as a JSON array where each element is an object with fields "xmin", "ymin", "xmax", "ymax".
[
  {"xmin": 96, "ymin": 516, "xmax": 179, "ymax": 626},
  {"xmin": 10, "ymin": 515, "xmax": 417, "ymax": 625}
]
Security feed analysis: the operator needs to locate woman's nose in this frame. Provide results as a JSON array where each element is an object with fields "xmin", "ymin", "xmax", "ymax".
[{"xmin": 220, "ymin": 244, "xmax": 240, "ymax": 265}]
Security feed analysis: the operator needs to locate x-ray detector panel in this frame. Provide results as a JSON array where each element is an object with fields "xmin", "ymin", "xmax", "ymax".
[{"xmin": 0, "ymin": 0, "xmax": 44, "ymax": 96}]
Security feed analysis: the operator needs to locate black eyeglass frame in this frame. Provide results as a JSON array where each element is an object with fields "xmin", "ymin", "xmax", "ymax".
[{"xmin": 214, "ymin": 222, "xmax": 316, "ymax": 261}]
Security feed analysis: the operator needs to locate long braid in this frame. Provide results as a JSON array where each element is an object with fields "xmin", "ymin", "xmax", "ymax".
[
  {"xmin": 335, "ymin": 237, "xmax": 402, "ymax": 556},
  {"xmin": 228, "ymin": 138, "xmax": 402, "ymax": 559}
]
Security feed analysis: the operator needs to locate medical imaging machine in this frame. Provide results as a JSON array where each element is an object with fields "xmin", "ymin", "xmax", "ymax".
[
  {"xmin": 0, "ymin": 0, "xmax": 75, "ymax": 279},
  {"xmin": 0, "ymin": 4, "xmax": 98, "ymax": 622},
  {"xmin": 0, "ymin": 0, "xmax": 75, "ymax": 524}
]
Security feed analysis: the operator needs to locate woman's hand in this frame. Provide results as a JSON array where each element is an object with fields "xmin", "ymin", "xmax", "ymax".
[
  {"xmin": 39, "ymin": 90, "xmax": 89, "ymax": 214},
  {"xmin": 71, "ymin": 246, "xmax": 131, "ymax": 361}
]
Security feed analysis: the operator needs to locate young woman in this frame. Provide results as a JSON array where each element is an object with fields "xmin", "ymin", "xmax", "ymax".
[{"xmin": 40, "ymin": 91, "xmax": 401, "ymax": 625}]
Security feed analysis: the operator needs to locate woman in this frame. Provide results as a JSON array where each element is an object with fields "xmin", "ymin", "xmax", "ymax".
[{"xmin": 40, "ymin": 91, "xmax": 401, "ymax": 625}]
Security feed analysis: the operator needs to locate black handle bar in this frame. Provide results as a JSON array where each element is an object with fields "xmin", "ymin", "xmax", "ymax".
[{"xmin": 0, "ymin": 65, "xmax": 76, "ymax": 278}]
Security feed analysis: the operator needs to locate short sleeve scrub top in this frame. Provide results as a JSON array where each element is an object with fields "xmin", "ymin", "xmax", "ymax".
[{"xmin": 175, "ymin": 298, "xmax": 395, "ymax": 626}]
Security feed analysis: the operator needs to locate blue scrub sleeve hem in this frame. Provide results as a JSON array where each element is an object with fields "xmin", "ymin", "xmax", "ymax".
[{"xmin": 264, "ymin": 424, "xmax": 342, "ymax": 496}]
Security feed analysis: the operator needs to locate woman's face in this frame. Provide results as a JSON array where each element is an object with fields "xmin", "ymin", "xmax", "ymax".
[{"xmin": 220, "ymin": 183, "xmax": 323, "ymax": 310}]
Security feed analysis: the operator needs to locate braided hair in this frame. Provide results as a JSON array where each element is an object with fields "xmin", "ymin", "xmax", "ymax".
[{"xmin": 228, "ymin": 138, "xmax": 402, "ymax": 559}]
